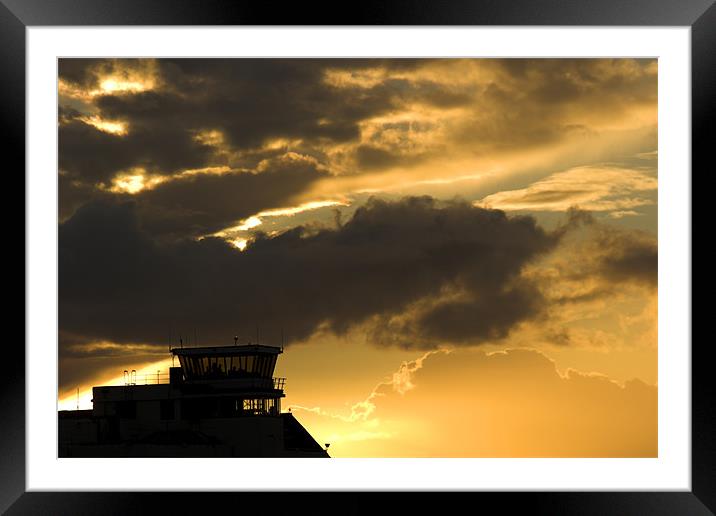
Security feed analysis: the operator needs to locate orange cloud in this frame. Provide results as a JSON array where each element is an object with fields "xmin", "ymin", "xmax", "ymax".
[
  {"xmin": 292, "ymin": 348, "xmax": 656, "ymax": 457},
  {"xmin": 475, "ymin": 165, "xmax": 657, "ymax": 214}
]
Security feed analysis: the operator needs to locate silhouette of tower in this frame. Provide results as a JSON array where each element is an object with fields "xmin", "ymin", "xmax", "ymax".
[{"xmin": 59, "ymin": 340, "xmax": 328, "ymax": 457}]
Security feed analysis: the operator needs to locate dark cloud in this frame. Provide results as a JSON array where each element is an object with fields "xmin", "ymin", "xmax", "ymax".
[
  {"xmin": 566, "ymin": 211, "xmax": 658, "ymax": 289},
  {"xmin": 593, "ymin": 228, "xmax": 658, "ymax": 287},
  {"xmin": 354, "ymin": 144, "xmax": 424, "ymax": 170},
  {"xmin": 56, "ymin": 59, "xmax": 659, "ymax": 392},
  {"xmin": 416, "ymin": 283, "xmax": 544, "ymax": 342},
  {"xmin": 59, "ymin": 59, "xmax": 657, "ymax": 178},
  {"xmin": 134, "ymin": 158, "xmax": 329, "ymax": 239},
  {"xmin": 493, "ymin": 59, "xmax": 655, "ymax": 95},
  {"xmin": 58, "ymin": 59, "xmax": 481, "ymax": 228},
  {"xmin": 452, "ymin": 58, "xmax": 657, "ymax": 153},
  {"xmin": 59, "ymin": 111, "xmax": 216, "ymax": 185},
  {"xmin": 58, "ymin": 58, "xmax": 108, "ymax": 86},
  {"xmin": 58, "ymin": 58, "xmax": 657, "ymax": 235},
  {"xmin": 58, "ymin": 149, "xmax": 330, "ymax": 237},
  {"xmin": 526, "ymin": 211, "xmax": 657, "ymax": 309},
  {"xmin": 59, "ymin": 119, "xmax": 137, "ymax": 183},
  {"xmin": 59, "ymin": 174, "xmax": 102, "ymax": 221},
  {"xmin": 59, "ymin": 197, "xmax": 558, "ymax": 374},
  {"xmin": 58, "ymin": 196, "xmax": 659, "ymax": 392},
  {"xmin": 58, "ymin": 58, "xmax": 465, "ymax": 188}
]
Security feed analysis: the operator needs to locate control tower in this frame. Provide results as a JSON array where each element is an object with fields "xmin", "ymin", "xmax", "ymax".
[{"xmin": 59, "ymin": 340, "xmax": 329, "ymax": 457}]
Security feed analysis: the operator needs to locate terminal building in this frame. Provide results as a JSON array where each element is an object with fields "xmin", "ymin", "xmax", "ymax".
[{"xmin": 59, "ymin": 342, "xmax": 330, "ymax": 457}]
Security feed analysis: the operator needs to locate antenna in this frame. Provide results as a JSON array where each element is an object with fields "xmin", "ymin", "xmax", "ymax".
[
  {"xmin": 256, "ymin": 325, "xmax": 259, "ymax": 346},
  {"xmin": 180, "ymin": 337, "xmax": 183, "ymax": 349},
  {"xmin": 281, "ymin": 328, "xmax": 284, "ymax": 351},
  {"xmin": 76, "ymin": 387, "xmax": 79, "ymax": 411}
]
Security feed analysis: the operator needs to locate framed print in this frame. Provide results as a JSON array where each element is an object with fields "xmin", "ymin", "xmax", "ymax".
[{"xmin": 7, "ymin": 0, "xmax": 713, "ymax": 513}]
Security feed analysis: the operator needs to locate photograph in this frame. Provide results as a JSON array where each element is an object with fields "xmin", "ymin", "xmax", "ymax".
[
  {"xmin": 57, "ymin": 57, "xmax": 659, "ymax": 459},
  {"xmin": 5, "ymin": 0, "xmax": 709, "ymax": 509}
]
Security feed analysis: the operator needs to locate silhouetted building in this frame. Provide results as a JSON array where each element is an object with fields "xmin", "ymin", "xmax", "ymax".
[{"xmin": 59, "ymin": 343, "xmax": 329, "ymax": 457}]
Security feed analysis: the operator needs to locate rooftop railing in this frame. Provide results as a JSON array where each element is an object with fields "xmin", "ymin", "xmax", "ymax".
[
  {"xmin": 123, "ymin": 370, "xmax": 169, "ymax": 385},
  {"xmin": 122, "ymin": 370, "xmax": 286, "ymax": 390}
]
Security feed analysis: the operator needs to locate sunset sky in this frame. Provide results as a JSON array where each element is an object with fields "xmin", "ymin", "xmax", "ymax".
[{"xmin": 57, "ymin": 58, "xmax": 657, "ymax": 457}]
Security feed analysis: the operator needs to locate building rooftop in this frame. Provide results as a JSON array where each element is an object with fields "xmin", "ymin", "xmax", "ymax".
[{"xmin": 171, "ymin": 344, "xmax": 283, "ymax": 357}]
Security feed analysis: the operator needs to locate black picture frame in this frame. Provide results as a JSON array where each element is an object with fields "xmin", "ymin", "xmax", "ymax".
[{"xmin": 5, "ymin": 0, "xmax": 711, "ymax": 513}]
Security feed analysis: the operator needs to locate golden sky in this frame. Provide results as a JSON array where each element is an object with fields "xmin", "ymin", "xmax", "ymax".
[{"xmin": 58, "ymin": 58, "xmax": 657, "ymax": 457}]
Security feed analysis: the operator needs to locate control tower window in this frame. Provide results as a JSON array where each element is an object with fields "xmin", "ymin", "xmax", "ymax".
[{"xmin": 178, "ymin": 353, "xmax": 278, "ymax": 380}]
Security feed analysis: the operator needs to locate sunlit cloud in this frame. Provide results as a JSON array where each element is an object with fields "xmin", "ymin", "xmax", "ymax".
[
  {"xmin": 64, "ymin": 341, "xmax": 166, "ymax": 357},
  {"xmin": 258, "ymin": 199, "xmax": 350, "ymax": 218},
  {"xmin": 211, "ymin": 199, "xmax": 350, "ymax": 241},
  {"xmin": 235, "ymin": 216, "xmax": 263, "ymax": 231},
  {"xmin": 474, "ymin": 165, "xmax": 657, "ymax": 213},
  {"xmin": 323, "ymin": 67, "xmax": 388, "ymax": 89},
  {"xmin": 107, "ymin": 168, "xmax": 168, "ymax": 194},
  {"xmin": 98, "ymin": 77, "xmax": 152, "ymax": 95},
  {"xmin": 390, "ymin": 349, "xmax": 444, "ymax": 395},
  {"xmin": 231, "ymin": 238, "xmax": 249, "ymax": 251},
  {"xmin": 291, "ymin": 349, "xmax": 445, "ymax": 424},
  {"xmin": 106, "ymin": 165, "xmax": 235, "ymax": 195},
  {"xmin": 58, "ymin": 60, "xmax": 159, "ymax": 101},
  {"xmin": 292, "ymin": 348, "xmax": 657, "ymax": 457},
  {"xmin": 256, "ymin": 151, "xmax": 322, "ymax": 173},
  {"xmin": 610, "ymin": 210, "xmax": 642, "ymax": 219},
  {"xmin": 58, "ymin": 79, "xmax": 96, "ymax": 100},
  {"xmin": 192, "ymin": 129, "xmax": 225, "ymax": 147},
  {"xmin": 59, "ymin": 75, "xmax": 155, "ymax": 100},
  {"xmin": 78, "ymin": 115, "xmax": 129, "ymax": 135},
  {"xmin": 635, "ymin": 150, "xmax": 658, "ymax": 160},
  {"xmin": 179, "ymin": 165, "xmax": 233, "ymax": 176},
  {"xmin": 321, "ymin": 60, "xmax": 496, "ymax": 91}
]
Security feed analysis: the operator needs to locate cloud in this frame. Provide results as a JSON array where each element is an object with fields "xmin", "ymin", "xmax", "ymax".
[
  {"xmin": 58, "ymin": 59, "xmax": 444, "ymax": 185},
  {"xmin": 132, "ymin": 155, "xmax": 330, "ymax": 239},
  {"xmin": 56, "ymin": 59, "xmax": 659, "ymax": 402},
  {"xmin": 59, "ymin": 58, "xmax": 159, "ymax": 99},
  {"xmin": 538, "ymin": 212, "xmax": 658, "ymax": 290},
  {"xmin": 291, "ymin": 348, "xmax": 657, "ymax": 457},
  {"xmin": 58, "ymin": 196, "xmax": 658, "ymax": 385},
  {"xmin": 474, "ymin": 165, "xmax": 657, "ymax": 214},
  {"xmin": 588, "ymin": 225, "xmax": 658, "ymax": 288},
  {"xmin": 59, "ymin": 151, "xmax": 331, "ymax": 238},
  {"xmin": 58, "ymin": 58, "xmax": 658, "ymax": 227},
  {"xmin": 59, "ymin": 197, "xmax": 559, "ymax": 362},
  {"xmin": 59, "ymin": 111, "xmax": 218, "ymax": 185}
]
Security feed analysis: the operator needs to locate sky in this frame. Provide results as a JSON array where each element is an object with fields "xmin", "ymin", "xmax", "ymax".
[{"xmin": 57, "ymin": 58, "xmax": 658, "ymax": 457}]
